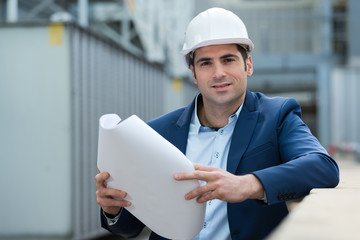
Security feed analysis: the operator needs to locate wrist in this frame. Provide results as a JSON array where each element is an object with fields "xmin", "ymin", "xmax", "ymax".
[
  {"xmin": 248, "ymin": 174, "xmax": 265, "ymax": 199},
  {"xmin": 102, "ymin": 209, "xmax": 122, "ymax": 226},
  {"xmin": 103, "ymin": 208, "xmax": 122, "ymax": 219}
]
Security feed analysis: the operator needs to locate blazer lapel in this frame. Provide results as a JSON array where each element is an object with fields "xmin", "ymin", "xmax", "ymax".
[
  {"xmin": 167, "ymin": 97, "xmax": 196, "ymax": 154},
  {"xmin": 227, "ymin": 91, "xmax": 259, "ymax": 174}
]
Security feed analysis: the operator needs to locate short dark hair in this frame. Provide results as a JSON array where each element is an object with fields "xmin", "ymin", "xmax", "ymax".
[{"xmin": 236, "ymin": 44, "xmax": 248, "ymax": 67}]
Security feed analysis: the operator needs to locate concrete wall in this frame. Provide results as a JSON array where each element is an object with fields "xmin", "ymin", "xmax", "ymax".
[{"xmin": 0, "ymin": 24, "xmax": 72, "ymax": 236}]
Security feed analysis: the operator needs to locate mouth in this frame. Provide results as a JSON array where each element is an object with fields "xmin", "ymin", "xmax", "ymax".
[{"xmin": 212, "ymin": 83, "xmax": 231, "ymax": 91}]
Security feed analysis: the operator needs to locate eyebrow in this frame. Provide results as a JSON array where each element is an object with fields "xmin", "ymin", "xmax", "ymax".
[
  {"xmin": 220, "ymin": 54, "xmax": 240, "ymax": 60},
  {"xmin": 195, "ymin": 54, "xmax": 240, "ymax": 66}
]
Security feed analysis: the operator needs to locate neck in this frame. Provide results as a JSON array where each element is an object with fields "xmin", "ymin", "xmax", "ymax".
[{"xmin": 197, "ymin": 97, "xmax": 242, "ymax": 129}]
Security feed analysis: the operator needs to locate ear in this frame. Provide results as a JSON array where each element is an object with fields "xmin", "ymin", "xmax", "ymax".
[
  {"xmin": 246, "ymin": 55, "xmax": 253, "ymax": 77},
  {"xmin": 191, "ymin": 65, "xmax": 198, "ymax": 85}
]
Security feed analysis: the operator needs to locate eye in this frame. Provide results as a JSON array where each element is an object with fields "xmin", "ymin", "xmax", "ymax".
[
  {"xmin": 223, "ymin": 58, "xmax": 236, "ymax": 63},
  {"xmin": 199, "ymin": 61, "xmax": 211, "ymax": 67}
]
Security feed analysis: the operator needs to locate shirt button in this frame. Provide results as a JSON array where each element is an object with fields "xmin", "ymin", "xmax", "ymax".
[
  {"xmin": 208, "ymin": 200, "xmax": 212, "ymax": 205},
  {"xmin": 220, "ymin": 130, "xmax": 224, "ymax": 134},
  {"xmin": 215, "ymin": 152, "xmax": 219, "ymax": 158},
  {"xmin": 203, "ymin": 222, "xmax": 207, "ymax": 228}
]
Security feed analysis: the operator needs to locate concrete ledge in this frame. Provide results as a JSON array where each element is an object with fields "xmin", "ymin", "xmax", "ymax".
[{"xmin": 267, "ymin": 154, "xmax": 360, "ymax": 240}]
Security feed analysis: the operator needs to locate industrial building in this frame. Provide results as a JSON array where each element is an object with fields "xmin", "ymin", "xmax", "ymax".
[{"xmin": 0, "ymin": 0, "xmax": 359, "ymax": 239}]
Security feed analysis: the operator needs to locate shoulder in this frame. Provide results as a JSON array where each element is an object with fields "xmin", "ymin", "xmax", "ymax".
[
  {"xmin": 251, "ymin": 91, "xmax": 299, "ymax": 107},
  {"xmin": 250, "ymin": 91, "xmax": 301, "ymax": 117},
  {"xmin": 147, "ymin": 107, "xmax": 187, "ymax": 131},
  {"xmin": 147, "ymin": 95, "xmax": 196, "ymax": 130}
]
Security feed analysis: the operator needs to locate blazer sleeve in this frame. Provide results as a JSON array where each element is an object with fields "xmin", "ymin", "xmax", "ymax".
[
  {"xmin": 252, "ymin": 98, "xmax": 339, "ymax": 205},
  {"xmin": 100, "ymin": 208, "xmax": 145, "ymax": 238}
]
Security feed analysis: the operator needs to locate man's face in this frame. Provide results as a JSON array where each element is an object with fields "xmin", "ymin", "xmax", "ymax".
[{"xmin": 191, "ymin": 44, "xmax": 253, "ymax": 109}]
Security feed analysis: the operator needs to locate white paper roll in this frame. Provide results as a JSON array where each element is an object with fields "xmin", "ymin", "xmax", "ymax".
[{"xmin": 97, "ymin": 114, "xmax": 206, "ymax": 239}]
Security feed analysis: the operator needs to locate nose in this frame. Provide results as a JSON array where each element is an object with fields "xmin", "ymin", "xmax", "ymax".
[{"xmin": 212, "ymin": 61, "xmax": 226, "ymax": 79}]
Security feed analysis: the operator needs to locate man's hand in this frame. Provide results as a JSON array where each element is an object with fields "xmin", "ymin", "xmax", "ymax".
[
  {"xmin": 174, "ymin": 163, "xmax": 264, "ymax": 203},
  {"xmin": 95, "ymin": 171, "xmax": 131, "ymax": 216}
]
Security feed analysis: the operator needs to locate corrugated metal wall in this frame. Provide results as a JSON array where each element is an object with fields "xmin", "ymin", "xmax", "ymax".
[{"xmin": 69, "ymin": 24, "xmax": 169, "ymax": 239}]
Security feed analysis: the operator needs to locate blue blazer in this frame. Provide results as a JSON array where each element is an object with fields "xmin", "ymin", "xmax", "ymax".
[{"xmin": 101, "ymin": 90, "xmax": 339, "ymax": 240}]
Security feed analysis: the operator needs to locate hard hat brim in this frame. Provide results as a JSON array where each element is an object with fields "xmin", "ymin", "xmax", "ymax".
[{"xmin": 181, "ymin": 38, "xmax": 254, "ymax": 68}]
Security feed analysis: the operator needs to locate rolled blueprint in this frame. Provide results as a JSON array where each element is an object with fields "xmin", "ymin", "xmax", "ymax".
[{"xmin": 97, "ymin": 114, "xmax": 206, "ymax": 240}]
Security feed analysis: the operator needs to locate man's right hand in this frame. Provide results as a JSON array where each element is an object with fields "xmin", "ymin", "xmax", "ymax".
[{"xmin": 95, "ymin": 171, "xmax": 131, "ymax": 216}]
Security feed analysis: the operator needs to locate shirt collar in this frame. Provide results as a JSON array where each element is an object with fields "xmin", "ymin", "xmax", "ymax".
[{"xmin": 191, "ymin": 94, "xmax": 243, "ymax": 134}]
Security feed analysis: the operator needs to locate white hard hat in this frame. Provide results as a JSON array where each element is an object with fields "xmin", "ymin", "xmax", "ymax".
[{"xmin": 181, "ymin": 7, "xmax": 254, "ymax": 68}]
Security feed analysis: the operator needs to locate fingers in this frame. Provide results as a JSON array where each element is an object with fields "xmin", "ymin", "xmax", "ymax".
[
  {"xmin": 95, "ymin": 172, "xmax": 127, "ymax": 197},
  {"xmin": 95, "ymin": 171, "xmax": 110, "ymax": 189},
  {"xmin": 95, "ymin": 172, "xmax": 132, "ymax": 213},
  {"xmin": 173, "ymin": 171, "xmax": 198, "ymax": 181},
  {"xmin": 175, "ymin": 164, "xmax": 247, "ymax": 203},
  {"xmin": 196, "ymin": 191, "xmax": 214, "ymax": 203},
  {"xmin": 193, "ymin": 163, "xmax": 217, "ymax": 171},
  {"xmin": 173, "ymin": 164, "xmax": 223, "ymax": 202},
  {"xmin": 97, "ymin": 186, "xmax": 128, "ymax": 199},
  {"xmin": 174, "ymin": 164, "xmax": 219, "ymax": 181},
  {"xmin": 184, "ymin": 183, "xmax": 214, "ymax": 201},
  {"xmin": 96, "ymin": 188, "xmax": 131, "ymax": 208}
]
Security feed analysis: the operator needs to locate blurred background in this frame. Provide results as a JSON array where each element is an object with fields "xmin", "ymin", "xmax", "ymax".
[{"xmin": 0, "ymin": 0, "xmax": 359, "ymax": 239}]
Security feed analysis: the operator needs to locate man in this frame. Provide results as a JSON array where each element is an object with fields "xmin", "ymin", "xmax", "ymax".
[{"xmin": 95, "ymin": 7, "xmax": 339, "ymax": 240}]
